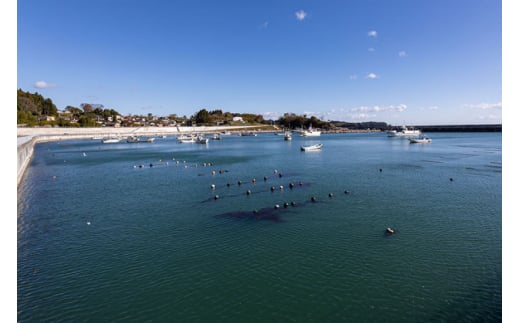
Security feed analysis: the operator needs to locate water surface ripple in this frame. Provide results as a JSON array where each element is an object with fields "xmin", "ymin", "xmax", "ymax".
[{"xmin": 18, "ymin": 132, "xmax": 501, "ymax": 322}]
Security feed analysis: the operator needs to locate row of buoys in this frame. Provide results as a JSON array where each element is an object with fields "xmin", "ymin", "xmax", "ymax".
[
  {"xmin": 211, "ymin": 180, "xmax": 305, "ymax": 191},
  {"xmin": 132, "ymin": 159, "xmax": 217, "ymax": 169},
  {"xmin": 212, "ymin": 191, "xmax": 351, "ymax": 203},
  {"xmin": 273, "ymin": 201, "xmax": 297, "ymax": 209}
]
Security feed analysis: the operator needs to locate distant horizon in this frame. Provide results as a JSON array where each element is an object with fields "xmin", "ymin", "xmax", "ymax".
[{"xmin": 17, "ymin": 0, "xmax": 502, "ymax": 125}]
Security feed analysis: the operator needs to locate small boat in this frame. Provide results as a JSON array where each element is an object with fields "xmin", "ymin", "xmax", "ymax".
[
  {"xmin": 240, "ymin": 131, "xmax": 257, "ymax": 136},
  {"xmin": 101, "ymin": 136, "xmax": 121, "ymax": 143},
  {"xmin": 177, "ymin": 134, "xmax": 197, "ymax": 143},
  {"xmin": 284, "ymin": 132, "xmax": 292, "ymax": 141},
  {"xmin": 212, "ymin": 133, "xmax": 222, "ymax": 140},
  {"xmin": 196, "ymin": 135, "xmax": 209, "ymax": 144},
  {"xmin": 127, "ymin": 136, "xmax": 155, "ymax": 143},
  {"xmin": 409, "ymin": 136, "xmax": 432, "ymax": 144},
  {"xmin": 300, "ymin": 124, "xmax": 321, "ymax": 137},
  {"xmin": 300, "ymin": 143, "xmax": 323, "ymax": 151},
  {"xmin": 126, "ymin": 135, "xmax": 140, "ymax": 143},
  {"xmin": 387, "ymin": 125, "xmax": 422, "ymax": 138}
]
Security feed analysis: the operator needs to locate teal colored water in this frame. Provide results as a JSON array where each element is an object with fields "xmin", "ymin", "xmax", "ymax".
[{"xmin": 18, "ymin": 132, "xmax": 501, "ymax": 322}]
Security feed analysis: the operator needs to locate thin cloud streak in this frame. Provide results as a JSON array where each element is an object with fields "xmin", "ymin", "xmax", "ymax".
[
  {"xmin": 259, "ymin": 21, "xmax": 268, "ymax": 29},
  {"xmin": 350, "ymin": 104, "xmax": 407, "ymax": 113},
  {"xmin": 464, "ymin": 102, "xmax": 502, "ymax": 110}
]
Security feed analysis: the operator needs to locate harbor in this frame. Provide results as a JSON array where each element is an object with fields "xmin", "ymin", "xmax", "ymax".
[{"xmin": 17, "ymin": 131, "xmax": 502, "ymax": 322}]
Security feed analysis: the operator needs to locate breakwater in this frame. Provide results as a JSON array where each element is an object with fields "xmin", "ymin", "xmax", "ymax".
[
  {"xmin": 414, "ymin": 124, "xmax": 502, "ymax": 132},
  {"xmin": 16, "ymin": 125, "xmax": 261, "ymax": 187},
  {"xmin": 17, "ymin": 137, "xmax": 36, "ymax": 186}
]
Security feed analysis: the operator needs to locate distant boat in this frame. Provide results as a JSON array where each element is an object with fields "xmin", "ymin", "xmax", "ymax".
[
  {"xmin": 300, "ymin": 124, "xmax": 321, "ymax": 137},
  {"xmin": 101, "ymin": 136, "xmax": 121, "ymax": 144},
  {"xmin": 177, "ymin": 134, "xmax": 197, "ymax": 143},
  {"xmin": 387, "ymin": 125, "xmax": 421, "ymax": 138},
  {"xmin": 284, "ymin": 132, "xmax": 292, "ymax": 141},
  {"xmin": 196, "ymin": 135, "xmax": 209, "ymax": 144},
  {"xmin": 301, "ymin": 143, "xmax": 323, "ymax": 151},
  {"xmin": 212, "ymin": 133, "xmax": 222, "ymax": 140},
  {"xmin": 409, "ymin": 136, "xmax": 432, "ymax": 144},
  {"xmin": 240, "ymin": 131, "xmax": 257, "ymax": 136},
  {"xmin": 126, "ymin": 136, "xmax": 155, "ymax": 143}
]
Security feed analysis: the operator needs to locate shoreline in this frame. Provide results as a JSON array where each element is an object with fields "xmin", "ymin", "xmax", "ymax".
[
  {"xmin": 15, "ymin": 125, "xmax": 382, "ymax": 187},
  {"xmin": 16, "ymin": 125, "xmax": 263, "ymax": 187}
]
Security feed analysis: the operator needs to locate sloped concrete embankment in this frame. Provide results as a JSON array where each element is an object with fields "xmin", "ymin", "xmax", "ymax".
[{"xmin": 17, "ymin": 137, "xmax": 36, "ymax": 186}]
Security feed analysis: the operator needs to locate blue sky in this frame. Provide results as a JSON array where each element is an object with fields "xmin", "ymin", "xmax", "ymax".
[{"xmin": 17, "ymin": 0, "xmax": 502, "ymax": 125}]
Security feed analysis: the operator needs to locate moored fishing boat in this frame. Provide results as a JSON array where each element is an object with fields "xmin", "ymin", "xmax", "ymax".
[
  {"xmin": 300, "ymin": 143, "xmax": 323, "ymax": 151},
  {"xmin": 387, "ymin": 125, "xmax": 421, "ymax": 138},
  {"xmin": 127, "ymin": 136, "xmax": 155, "ymax": 143},
  {"xmin": 177, "ymin": 134, "xmax": 197, "ymax": 143},
  {"xmin": 196, "ymin": 134, "xmax": 209, "ymax": 144},
  {"xmin": 101, "ymin": 136, "xmax": 122, "ymax": 143},
  {"xmin": 300, "ymin": 124, "xmax": 321, "ymax": 137},
  {"xmin": 409, "ymin": 136, "xmax": 432, "ymax": 143}
]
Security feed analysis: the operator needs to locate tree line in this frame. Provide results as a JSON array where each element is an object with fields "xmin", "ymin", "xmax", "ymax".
[
  {"xmin": 17, "ymin": 88, "xmax": 388, "ymax": 130},
  {"xmin": 17, "ymin": 89, "xmax": 122, "ymax": 127}
]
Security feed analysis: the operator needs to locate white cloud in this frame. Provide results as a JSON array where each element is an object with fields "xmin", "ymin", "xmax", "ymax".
[
  {"xmin": 398, "ymin": 51, "xmax": 407, "ymax": 57},
  {"xmin": 368, "ymin": 47, "xmax": 375, "ymax": 52},
  {"xmin": 478, "ymin": 114, "xmax": 501, "ymax": 120},
  {"xmin": 464, "ymin": 102, "xmax": 502, "ymax": 110},
  {"xmin": 34, "ymin": 80, "xmax": 56, "ymax": 89},
  {"xmin": 366, "ymin": 73, "xmax": 378, "ymax": 79},
  {"xmin": 259, "ymin": 21, "xmax": 268, "ymax": 29},
  {"xmin": 350, "ymin": 104, "xmax": 407, "ymax": 113},
  {"xmin": 349, "ymin": 113, "xmax": 376, "ymax": 120},
  {"xmin": 262, "ymin": 111, "xmax": 282, "ymax": 120},
  {"xmin": 349, "ymin": 74, "xmax": 358, "ymax": 80},
  {"xmin": 295, "ymin": 10, "xmax": 307, "ymax": 21},
  {"xmin": 368, "ymin": 30, "xmax": 377, "ymax": 38}
]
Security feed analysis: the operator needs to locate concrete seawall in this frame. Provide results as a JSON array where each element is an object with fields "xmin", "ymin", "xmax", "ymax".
[
  {"xmin": 16, "ymin": 126, "xmax": 262, "ymax": 187},
  {"xmin": 17, "ymin": 137, "xmax": 36, "ymax": 186}
]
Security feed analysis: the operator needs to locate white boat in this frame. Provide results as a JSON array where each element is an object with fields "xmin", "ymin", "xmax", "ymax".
[
  {"xmin": 284, "ymin": 132, "xmax": 292, "ymax": 141},
  {"xmin": 300, "ymin": 124, "xmax": 321, "ymax": 137},
  {"xmin": 387, "ymin": 125, "xmax": 421, "ymax": 138},
  {"xmin": 300, "ymin": 143, "xmax": 323, "ymax": 151},
  {"xmin": 127, "ymin": 135, "xmax": 140, "ymax": 143},
  {"xmin": 101, "ymin": 136, "xmax": 121, "ymax": 143},
  {"xmin": 196, "ymin": 135, "xmax": 209, "ymax": 144},
  {"xmin": 409, "ymin": 136, "xmax": 432, "ymax": 144},
  {"xmin": 127, "ymin": 136, "xmax": 155, "ymax": 143},
  {"xmin": 177, "ymin": 134, "xmax": 197, "ymax": 143},
  {"xmin": 212, "ymin": 133, "xmax": 222, "ymax": 140}
]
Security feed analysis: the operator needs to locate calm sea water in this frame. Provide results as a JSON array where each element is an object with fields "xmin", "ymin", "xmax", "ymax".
[{"xmin": 18, "ymin": 132, "xmax": 501, "ymax": 322}]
